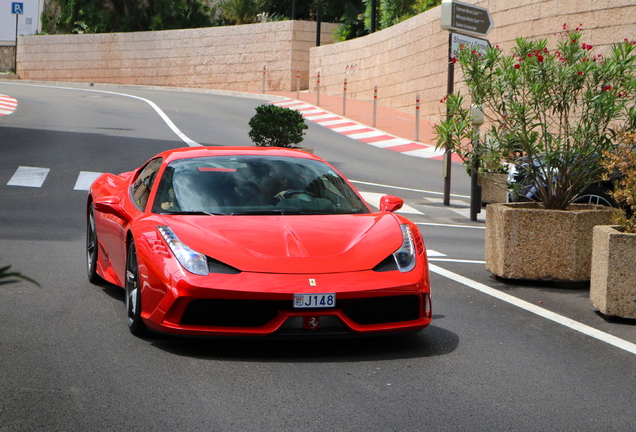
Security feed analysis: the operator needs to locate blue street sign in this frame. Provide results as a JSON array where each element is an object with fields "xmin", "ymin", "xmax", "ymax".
[{"xmin": 12, "ymin": 2, "xmax": 24, "ymax": 14}]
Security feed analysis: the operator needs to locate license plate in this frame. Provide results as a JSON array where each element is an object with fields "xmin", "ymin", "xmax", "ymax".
[{"xmin": 294, "ymin": 293, "xmax": 335, "ymax": 308}]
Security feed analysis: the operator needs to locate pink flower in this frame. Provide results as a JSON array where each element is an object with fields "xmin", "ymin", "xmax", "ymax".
[
  {"xmin": 537, "ymin": 55, "xmax": 544, "ymax": 62},
  {"xmin": 603, "ymin": 85, "xmax": 612, "ymax": 91},
  {"xmin": 578, "ymin": 71, "xmax": 583, "ymax": 75},
  {"xmin": 514, "ymin": 64, "xmax": 520, "ymax": 69}
]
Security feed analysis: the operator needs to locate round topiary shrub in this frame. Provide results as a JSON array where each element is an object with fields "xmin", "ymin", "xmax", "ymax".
[{"xmin": 248, "ymin": 104, "xmax": 308, "ymax": 148}]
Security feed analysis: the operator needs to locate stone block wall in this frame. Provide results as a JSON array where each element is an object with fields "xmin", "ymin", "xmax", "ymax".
[
  {"xmin": 10, "ymin": 1, "xmax": 636, "ymax": 121},
  {"xmin": 309, "ymin": 0, "xmax": 636, "ymax": 122},
  {"xmin": 0, "ymin": 46, "xmax": 15, "ymax": 72},
  {"xmin": 16, "ymin": 20, "xmax": 338, "ymax": 92}
]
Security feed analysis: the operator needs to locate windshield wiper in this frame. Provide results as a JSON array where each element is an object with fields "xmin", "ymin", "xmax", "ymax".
[
  {"xmin": 230, "ymin": 209, "xmax": 304, "ymax": 215},
  {"xmin": 161, "ymin": 210, "xmax": 223, "ymax": 216}
]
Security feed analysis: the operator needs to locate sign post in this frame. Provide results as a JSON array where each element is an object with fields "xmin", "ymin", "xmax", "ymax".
[
  {"xmin": 12, "ymin": 2, "xmax": 24, "ymax": 72},
  {"xmin": 441, "ymin": 0, "xmax": 493, "ymax": 37},
  {"xmin": 440, "ymin": 0, "xmax": 493, "ymax": 207}
]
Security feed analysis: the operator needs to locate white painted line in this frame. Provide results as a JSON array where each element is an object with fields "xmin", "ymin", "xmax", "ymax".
[
  {"xmin": 428, "ymin": 258, "xmax": 486, "ymax": 264},
  {"xmin": 359, "ymin": 191, "xmax": 423, "ymax": 215},
  {"xmin": 0, "ymin": 94, "xmax": 18, "ymax": 115},
  {"xmin": 401, "ymin": 147, "xmax": 445, "ymax": 158},
  {"xmin": 425, "ymin": 197, "xmax": 470, "ymax": 206},
  {"xmin": 368, "ymin": 138, "xmax": 413, "ymax": 148},
  {"xmin": 429, "ymin": 263, "xmax": 636, "ymax": 356},
  {"xmin": 332, "ymin": 124, "xmax": 369, "ymax": 133},
  {"xmin": 0, "ymin": 83, "xmax": 200, "ymax": 147},
  {"xmin": 300, "ymin": 109, "xmax": 326, "ymax": 116},
  {"xmin": 416, "ymin": 222, "xmax": 485, "ymax": 230},
  {"xmin": 306, "ymin": 113, "xmax": 341, "ymax": 121},
  {"xmin": 74, "ymin": 171, "xmax": 103, "ymax": 191},
  {"xmin": 427, "ymin": 250, "xmax": 447, "ymax": 257},
  {"xmin": 7, "ymin": 166, "xmax": 50, "ymax": 187},
  {"xmin": 349, "ymin": 180, "xmax": 470, "ymax": 199},
  {"xmin": 347, "ymin": 131, "xmax": 386, "ymax": 140},
  {"xmin": 320, "ymin": 119, "xmax": 355, "ymax": 126}
]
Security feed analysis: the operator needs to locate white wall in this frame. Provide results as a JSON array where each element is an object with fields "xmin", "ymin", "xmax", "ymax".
[{"xmin": 0, "ymin": 0, "xmax": 42, "ymax": 45}]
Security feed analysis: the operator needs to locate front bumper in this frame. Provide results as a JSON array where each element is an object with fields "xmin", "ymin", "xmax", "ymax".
[{"xmin": 140, "ymin": 269, "xmax": 432, "ymax": 337}]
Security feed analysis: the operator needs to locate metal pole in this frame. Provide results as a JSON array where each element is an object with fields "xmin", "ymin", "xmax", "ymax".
[
  {"xmin": 262, "ymin": 65, "xmax": 266, "ymax": 94},
  {"xmin": 415, "ymin": 94, "xmax": 420, "ymax": 141},
  {"xmin": 371, "ymin": 0, "xmax": 377, "ymax": 33},
  {"xmin": 316, "ymin": 71, "xmax": 321, "ymax": 106},
  {"xmin": 470, "ymin": 132, "xmax": 482, "ymax": 221},
  {"xmin": 470, "ymin": 105, "xmax": 484, "ymax": 221},
  {"xmin": 443, "ymin": 32, "xmax": 454, "ymax": 206},
  {"xmin": 14, "ymin": 15, "xmax": 18, "ymax": 72},
  {"xmin": 316, "ymin": 1, "xmax": 322, "ymax": 47},
  {"xmin": 296, "ymin": 68, "xmax": 300, "ymax": 99},
  {"xmin": 343, "ymin": 78, "xmax": 347, "ymax": 116},
  {"xmin": 372, "ymin": 86, "xmax": 378, "ymax": 128}
]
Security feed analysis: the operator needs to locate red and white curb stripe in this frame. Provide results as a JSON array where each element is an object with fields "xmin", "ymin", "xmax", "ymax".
[
  {"xmin": 273, "ymin": 98, "xmax": 457, "ymax": 161},
  {"xmin": 0, "ymin": 94, "xmax": 18, "ymax": 115}
]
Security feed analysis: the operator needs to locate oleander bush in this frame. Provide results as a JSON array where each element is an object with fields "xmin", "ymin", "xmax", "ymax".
[{"xmin": 436, "ymin": 25, "xmax": 636, "ymax": 210}]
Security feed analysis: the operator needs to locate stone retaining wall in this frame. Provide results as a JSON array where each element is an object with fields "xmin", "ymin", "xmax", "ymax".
[
  {"xmin": 16, "ymin": 21, "xmax": 337, "ymax": 92},
  {"xmin": 10, "ymin": 1, "xmax": 636, "ymax": 121},
  {"xmin": 310, "ymin": 0, "xmax": 636, "ymax": 122}
]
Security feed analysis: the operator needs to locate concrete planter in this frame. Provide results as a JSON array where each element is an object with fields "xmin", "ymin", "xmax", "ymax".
[
  {"xmin": 479, "ymin": 173, "xmax": 508, "ymax": 204},
  {"xmin": 590, "ymin": 226, "xmax": 636, "ymax": 319},
  {"xmin": 486, "ymin": 202, "xmax": 616, "ymax": 282}
]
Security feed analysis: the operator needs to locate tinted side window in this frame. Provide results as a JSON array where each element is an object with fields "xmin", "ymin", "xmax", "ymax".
[{"xmin": 131, "ymin": 158, "xmax": 163, "ymax": 211}]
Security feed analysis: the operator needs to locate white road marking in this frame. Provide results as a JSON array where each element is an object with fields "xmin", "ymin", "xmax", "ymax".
[
  {"xmin": 427, "ymin": 250, "xmax": 446, "ymax": 257},
  {"xmin": 428, "ymin": 258, "xmax": 486, "ymax": 264},
  {"xmin": 0, "ymin": 83, "xmax": 201, "ymax": 147},
  {"xmin": 349, "ymin": 180, "xmax": 470, "ymax": 199},
  {"xmin": 429, "ymin": 263, "xmax": 636, "ymax": 356},
  {"xmin": 7, "ymin": 166, "xmax": 50, "ymax": 187},
  {"xmin": 0, "ymin": 94, "xmax": 18, "ymax": 115},
  {"xmin": 358, "ymin": 191, "xmax": 423, "ymax": 215},
  {"xmin": 368, "ymin": 138, "xmax": 413, "ymax": 148},
  {"xmin": 416, "ymin": 222, "xmax": 485, "ymax": 230},
  {"xmin": 74, "ymin": 171, "xmax": 103, "ymax": 191},
  {"xmin": 347, "ymin": 131, "xmax": 386, "ymax": 140}
]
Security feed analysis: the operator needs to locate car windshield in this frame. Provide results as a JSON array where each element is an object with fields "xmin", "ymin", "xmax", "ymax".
[{"xmin": 151, "ymin": 155, "xmax": 370, "ymax": 215}]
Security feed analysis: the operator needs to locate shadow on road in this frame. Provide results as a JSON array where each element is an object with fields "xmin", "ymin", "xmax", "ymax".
[
  {"xmin": 145, "ymin": 320, "xmax": 458, "ymax": 362},
  {"xmin": 99, "ymin": 282, "xmax": 459, "ymax": 362}
]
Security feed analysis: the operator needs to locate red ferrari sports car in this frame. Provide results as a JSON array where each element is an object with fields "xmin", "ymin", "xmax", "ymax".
[{"xmin": 86, "ymin": 147, "xmax": 432, "ymax": 337}]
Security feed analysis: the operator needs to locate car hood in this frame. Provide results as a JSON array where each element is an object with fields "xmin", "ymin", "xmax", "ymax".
[{"xmin": 161, "ymin": 214, "xmax": 403, "ymax": 274}]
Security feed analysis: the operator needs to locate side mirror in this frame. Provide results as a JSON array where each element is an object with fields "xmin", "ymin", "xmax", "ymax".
[
  {"xmin": 379, "ymin": 195, "xmax": 404, "ymax": 212},
  {"xmin": 93, "ymin": 196, "xmax": 132, "ymax": 223}
]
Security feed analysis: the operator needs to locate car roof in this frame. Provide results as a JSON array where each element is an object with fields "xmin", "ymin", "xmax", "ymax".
[{"xmin": 159, "ymin": 146, "xmax": 321, "ymax": 165}]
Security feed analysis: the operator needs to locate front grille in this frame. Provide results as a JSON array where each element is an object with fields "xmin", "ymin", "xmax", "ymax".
[
  {"xmin": 180, "ymin": 295, "xmax": 421, "ymax": 328},
  {"xmin": 340, "ymin": 295, "xmax": 420, "ymax": 325},
  {"xmin": 181, "ymin": 299, "xmax": 288, "ymax": 327}
]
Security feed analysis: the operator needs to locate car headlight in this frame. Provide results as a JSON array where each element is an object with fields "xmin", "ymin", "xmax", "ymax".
[
  {"xmin": 157, "ymin": 226, "xmax": 209, "ymax": 276},
  {"xmin": 393, "ymin": 224, "xmax": 417, "ymax": 273}
]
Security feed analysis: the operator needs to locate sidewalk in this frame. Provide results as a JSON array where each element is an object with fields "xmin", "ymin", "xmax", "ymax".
[{"xmin": 268, "ymin": 91, "xmax": 447, "ymax": 159}]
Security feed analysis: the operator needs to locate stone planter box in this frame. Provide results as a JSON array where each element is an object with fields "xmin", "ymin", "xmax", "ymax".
[
  {"xmin": 479, "ymin": 173, "xmax": 508, "ymax": 204},
  {"xmin": 590, "ymin": 225, "xmax": 636, "ymax": 319},
  {"xmin": 486, "ymin": 202, "xmax": 616, "ymax": 282}
]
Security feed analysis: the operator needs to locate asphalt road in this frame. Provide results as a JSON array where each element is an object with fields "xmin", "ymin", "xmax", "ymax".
[{"xmin": 1, "ymin": 82, "xmax": 635, "ymax": 431}]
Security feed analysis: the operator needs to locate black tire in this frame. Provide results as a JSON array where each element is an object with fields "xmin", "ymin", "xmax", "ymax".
[
  {"xmin": 572, "ymin": 186, "xmax": 616, "ymax": 207},
  {"xmin": 86, "ymin": 203, "xmax": 104, "ymax": 284},
  {"xmin": 125, "ymin": 241, "xmax": 147, "ymax": 336}
]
